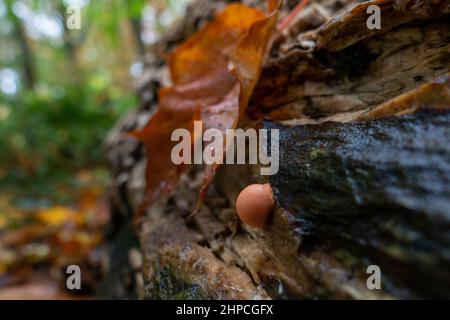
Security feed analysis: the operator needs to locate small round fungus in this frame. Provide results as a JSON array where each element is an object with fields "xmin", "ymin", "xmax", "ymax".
[{"xmin": 236, "ymin": 183, "xmax": 275, "ymax": 228}]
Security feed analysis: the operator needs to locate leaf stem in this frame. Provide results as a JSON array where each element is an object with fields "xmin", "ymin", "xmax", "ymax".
[{"xmin": 277, "ymin": 0, "xmax": 309, "ymax": 31}]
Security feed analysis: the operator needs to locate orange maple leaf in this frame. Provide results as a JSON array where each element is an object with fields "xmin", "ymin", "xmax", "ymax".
[{"xmin": 131, "ymin": 1, "xmax": 280, "ymax": 212}]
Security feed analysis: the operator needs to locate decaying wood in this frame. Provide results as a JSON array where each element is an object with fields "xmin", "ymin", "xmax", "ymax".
[
  {"xmin": 105, "ymin": 0, "xmax": 450, "ymax": 299},
  {"xmin": 265, "ymin": 110, "xmax": 450, "ymax": 299}
]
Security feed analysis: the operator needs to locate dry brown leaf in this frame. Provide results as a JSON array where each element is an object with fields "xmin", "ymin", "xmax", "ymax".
[{"xmin": 131, "ymin": 1, "xmax": 280, "ymax": 211}]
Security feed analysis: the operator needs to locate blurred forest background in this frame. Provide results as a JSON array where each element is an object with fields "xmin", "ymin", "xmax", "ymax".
[{"xmin": 0, "ymin": 0, "xmax": 190, "ymax": 299}]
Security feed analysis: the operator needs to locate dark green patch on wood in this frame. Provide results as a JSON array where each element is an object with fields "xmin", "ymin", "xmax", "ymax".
[{"xmin": 147, "ymin": 266, "xmax": 208, "ymax": 300}]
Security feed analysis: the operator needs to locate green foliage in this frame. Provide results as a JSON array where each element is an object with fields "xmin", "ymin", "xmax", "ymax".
[
  {"xmin": 0, "ymin": 0, "xmax": 191, "ymax": 205},
  {"xmin": 0, "ymin": 83, "xmax": 136, "ymax": 197},
  {"xmin": 0, "ymin": 0, "xmax": 144, "ymax": 202}
]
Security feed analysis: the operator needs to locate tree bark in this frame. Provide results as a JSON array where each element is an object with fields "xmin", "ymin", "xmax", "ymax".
[
  {"xmin": 104, "ymin": 0, "xmax": 450, "ymax": 299},
  {"xmin": 5, "ymin": 0, "xmax": 35, "ymax": 90}
]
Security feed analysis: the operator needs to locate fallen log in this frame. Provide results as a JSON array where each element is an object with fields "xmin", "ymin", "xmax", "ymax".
[
  {"xmin": 104, "ymin": 0, "xmax": 450, "ymax": 299},
  {"xmin": 266, "ymin": 109, "xmax": 450, "ymax": 299}
]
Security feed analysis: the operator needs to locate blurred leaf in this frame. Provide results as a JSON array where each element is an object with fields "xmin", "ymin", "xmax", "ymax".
[
  {"xmin": 127, "ymin": 0, "xmax": 146, "ymax": 18},
  {"xmin": 36, "ymin": 206, "xmax": 79, "ymax": 226},
  {"xmin": 0, "ymin": 280, "xmax": 78, "ymax": 300},
  {"xmin": 131, "ymin": 1, "xmax": 279, "ymax": 210}
]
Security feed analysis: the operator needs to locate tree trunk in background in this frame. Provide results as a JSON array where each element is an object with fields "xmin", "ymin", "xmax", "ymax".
[
  {"xmin": 5, "ymin": 0, "xmax": 35, "ymax": 90},
  {"xmin": 105, "ymin": 0, "xmax": 450, "ymax": 299}
]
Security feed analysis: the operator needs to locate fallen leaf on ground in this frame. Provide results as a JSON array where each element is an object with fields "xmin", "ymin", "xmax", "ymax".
[
  {"xmin": 131, "ymin": 1, "xmax": 280, "ymax": 211},
  {"xmin": 0, "ymin": 280, "xmax": 79, "ymax": 300},
  {"xmin": 36, "ymin": 206, "xmax": 80, "ymax": 226}
]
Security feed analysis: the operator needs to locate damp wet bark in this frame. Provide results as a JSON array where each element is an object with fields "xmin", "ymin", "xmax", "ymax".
[
  {"xmin": 266, "ymin": 110, "xmax": 450, "ymax": 299},
  {"xmin": 104, "ymin": 0, "xmax": 450, "ymax": 299}
]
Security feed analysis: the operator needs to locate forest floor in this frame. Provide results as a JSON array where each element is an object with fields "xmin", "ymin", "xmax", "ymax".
[{"xmin": 0, "ymin": 168, "xmax": 110, "ymax": 299}]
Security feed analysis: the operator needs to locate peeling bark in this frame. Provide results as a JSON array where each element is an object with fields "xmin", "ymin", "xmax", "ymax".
[{"xmin": 105, "ymin": 0, "xmax": 450, "ymax": 299}]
